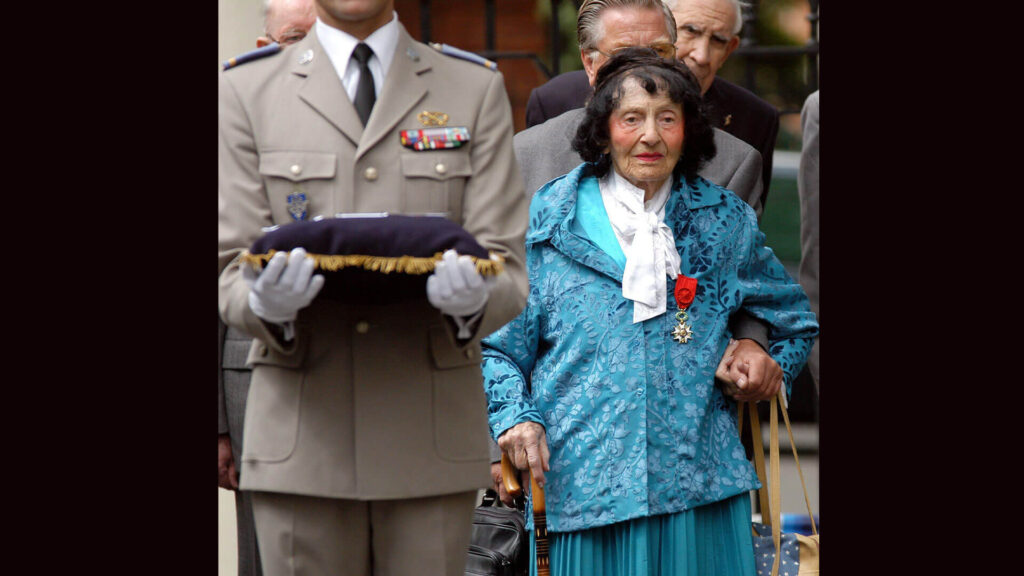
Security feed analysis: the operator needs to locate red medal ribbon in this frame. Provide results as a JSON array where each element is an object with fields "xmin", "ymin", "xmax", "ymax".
[{"xmin": 674, "ymin": 275, "xmax": 697, "ymax": 310}]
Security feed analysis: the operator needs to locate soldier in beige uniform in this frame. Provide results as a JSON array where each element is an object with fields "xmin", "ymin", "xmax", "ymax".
[{"xmin": 218, "ymin": 1, "xmax": 528, "ymax": 574}]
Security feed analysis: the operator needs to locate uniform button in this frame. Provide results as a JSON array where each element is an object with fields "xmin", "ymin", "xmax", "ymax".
[
  {"xmin": 259, "ymin": 345, "xmax": 268, "ymax": 357},
  {"xmin": 355, "ymin": 321, "xmax": 370, "ymax": 334},
  {"xmin": 364, "ymin": 167, "xmax": 378, "ymax": 181},
  {"xmin": 635, "ymin": 387, "xmax": 644, "ymax": 397},
  {"xmin": 464, "ymin": 348, "xmax": 476, "ymax": 359},
  {"xmin": 434, "ymin": 162, "xmax": 447, "ymax": 175},
  {"xmin": 290, "ymin": 164, "xmax": 302, "ymax": 176}
]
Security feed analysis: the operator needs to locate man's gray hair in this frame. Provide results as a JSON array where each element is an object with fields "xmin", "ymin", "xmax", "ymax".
[
  {"xmin": 660, "ymin": 0, "xmax": 749, "ymax": 36},
  {"xmin": 576, "ymin": 0, "xmax": 678, "ymax": 53}
]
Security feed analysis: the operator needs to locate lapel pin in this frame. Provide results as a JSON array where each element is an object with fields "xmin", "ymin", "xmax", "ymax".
[
  {"xmin": 298, "ymin": 49, "xmax": 314, "ymax": 65},
  {"xmin": 418, "ymin": 111, "xmax": 449, "ymax": 127}
]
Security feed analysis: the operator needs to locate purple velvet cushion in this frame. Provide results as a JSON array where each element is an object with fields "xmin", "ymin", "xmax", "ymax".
[{"xmin": 243, "ymin": 214, "xmax": 501, "ymax": 304}]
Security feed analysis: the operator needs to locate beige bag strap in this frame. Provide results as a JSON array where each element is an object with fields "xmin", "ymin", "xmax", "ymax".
[
  {"xmin": 769, "ymin": 394, "xmax": 782, "ymax": 576},
  {"xmin": 745, "ymin": 395, "xmax": 818, "ymax": 524},
  {"xmin": 747, "ymin": 402, "xmax": 772, "ymax": 529},
  {"xmin": 776, "ymin": 388, "xmax": 818, "ymax": 535},
  {"xmin": 746, "ymin": 399, "xmax": 780, "ymax": 575},
  {"xmin": 744, "ymin": 390, "xmax": 819, "ymax": 576}
]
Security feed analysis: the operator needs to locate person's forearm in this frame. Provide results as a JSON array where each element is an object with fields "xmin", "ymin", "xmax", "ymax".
[{"xmin": 729, "ymin": 310, "xmax": 768, "ymax": 351}]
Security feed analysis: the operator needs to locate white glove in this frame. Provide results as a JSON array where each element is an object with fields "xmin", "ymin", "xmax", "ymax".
[
  {"xmin": 244, "ymin": 247, "xmax": 325, "ymax": 325},
  {"xmin": 426, "ymin": 249, "xmax": 491, "ymax": 318}
]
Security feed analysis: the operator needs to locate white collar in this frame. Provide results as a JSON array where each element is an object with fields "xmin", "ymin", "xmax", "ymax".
[
  {"xmin": 608, "ymin": 170, "xmax": 672, "ymax": 214},
  {"xmin": 315, "ymin": 12, "xmax": 399, "ymax": 96}
]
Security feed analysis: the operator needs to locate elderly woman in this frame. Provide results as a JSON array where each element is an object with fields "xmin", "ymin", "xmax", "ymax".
[{"xmin": 481, "ymin": 49, "xmax": 818, "ymax": 576}]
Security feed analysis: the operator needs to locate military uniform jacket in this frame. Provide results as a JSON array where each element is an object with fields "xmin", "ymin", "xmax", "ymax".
[{"xmin": 218, "ymin": 23, "xmax": 529, "ymax": 500}]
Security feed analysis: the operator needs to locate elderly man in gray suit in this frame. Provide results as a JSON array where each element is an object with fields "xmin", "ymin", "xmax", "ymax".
[
  {"xmin": 492, "ymin": 0, "xmax": 783, "ymax": 500},
  {"xmin": 515, "ymin": 0, "xmax": 762, "ymax": 211}
]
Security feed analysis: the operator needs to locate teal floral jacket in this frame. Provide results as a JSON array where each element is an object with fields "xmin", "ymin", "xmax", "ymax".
[{"xmin": 481, "ymin": 163, "xmax": 818, "ymax": 533}]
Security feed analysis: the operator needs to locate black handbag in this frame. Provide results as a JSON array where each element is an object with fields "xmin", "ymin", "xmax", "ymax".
[{"xmin": 465, "ymin": 489, "xmax": 528, "ymax": 576}]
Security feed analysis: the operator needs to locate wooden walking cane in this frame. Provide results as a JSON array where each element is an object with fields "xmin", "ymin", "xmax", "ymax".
[{"xmin": 501, "ymin": 453, "xmax": 549, "ymax": 576}]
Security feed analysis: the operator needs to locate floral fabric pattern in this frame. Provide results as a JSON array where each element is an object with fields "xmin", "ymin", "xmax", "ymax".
[{"xmin": 482, "ymin": 163, "xmax": 818, "ymax": 533}]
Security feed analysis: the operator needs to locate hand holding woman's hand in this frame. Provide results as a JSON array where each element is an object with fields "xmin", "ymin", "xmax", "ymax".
[
  {"xmin": 716, "ymin": 339, "xmax": 783, "ymax": 402},
  {"xmin": 498, "ymin": 421, "xmax": 551, "ymax": 488}
]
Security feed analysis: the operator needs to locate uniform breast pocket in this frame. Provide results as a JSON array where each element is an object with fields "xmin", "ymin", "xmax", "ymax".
[
  {"xmin": 400, "ymin": 151, "xmax": 472, "ymax": 216},
  {"xmin": 259, "ymin": 151, "xmax": 337, "ymax": 222}
]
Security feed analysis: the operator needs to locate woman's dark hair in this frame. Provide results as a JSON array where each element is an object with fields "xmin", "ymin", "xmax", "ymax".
[{"xmin": 571, "ymin": 47, "xmax": 716, "ymax": 181}]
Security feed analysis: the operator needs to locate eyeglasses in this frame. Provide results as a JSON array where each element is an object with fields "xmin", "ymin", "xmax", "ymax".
[
  {"xmin": 269, "ymin": 30, "xmax": 308, "ymax": 47},
  {"xmin": 597, "ymin": 42, "xmax": 677, "ymax": 60}
]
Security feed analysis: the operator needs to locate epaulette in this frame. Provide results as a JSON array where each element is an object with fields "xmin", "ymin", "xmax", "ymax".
[
  {"xmin": 429, "ymin": 42, "xmax": 497, "ymax": 71},
  {"xmin": 223, "ymin": 43, "xmax": 281, "ymax": 71}
]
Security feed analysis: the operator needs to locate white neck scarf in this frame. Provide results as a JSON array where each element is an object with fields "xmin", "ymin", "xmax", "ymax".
[{"xmin": 599, "ymin": 171, "xmax": 681, "ymax": 323}]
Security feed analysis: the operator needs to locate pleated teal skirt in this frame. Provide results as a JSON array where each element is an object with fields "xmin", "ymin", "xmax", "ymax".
[{"xmin": 529, "ymin": 493, "xmax": 755, "ymax": 576}]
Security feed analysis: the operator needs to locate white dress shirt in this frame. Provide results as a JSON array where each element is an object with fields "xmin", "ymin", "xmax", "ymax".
[{"xmin": 315, "ymin": 12, "xmax": 400, "ymax": 104}]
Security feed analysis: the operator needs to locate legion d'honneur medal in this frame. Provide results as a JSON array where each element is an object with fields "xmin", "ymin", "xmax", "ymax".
[{"xmin": 671, "ymin": 274, "xmax": 697, "ymax": 344}]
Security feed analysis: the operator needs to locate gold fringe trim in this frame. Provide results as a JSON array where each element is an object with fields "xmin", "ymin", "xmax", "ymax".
[{"xmin": 240, "ymin": 250, "xmax": 505, "ymax": 276}]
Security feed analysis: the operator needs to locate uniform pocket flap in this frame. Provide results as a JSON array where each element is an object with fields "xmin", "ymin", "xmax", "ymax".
[
  {"xmin": 246, "ymin": 334, "xmax": 308, "ymax": 369},
  {"xmin": 428, "ymin": 324, "xmax": 480, "ymax": 369},
  {"xmin": 259, "ymin": 151, "xmax": 337, "ymax": 181},
  {"xmin": 400, "ymin": 152, "xmax": 472, "ymax": 181}
]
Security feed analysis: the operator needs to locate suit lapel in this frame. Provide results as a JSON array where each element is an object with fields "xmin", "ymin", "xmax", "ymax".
[
  {"xmin": 356, "ymin": 26, "xmax": 430, "ymax": 160},
  {"xmin": 704, "ymin": 78, "xmax": 727, "ymax": 129},
  {"xmin": 293, "ymin": 32, "xmax": 365, "ymax": 146}
]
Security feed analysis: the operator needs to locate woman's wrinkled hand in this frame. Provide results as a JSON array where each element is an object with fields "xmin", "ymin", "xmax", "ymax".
[{"xmin": 497, "ymin": 421, "xmax": 551, "ymax": 488}]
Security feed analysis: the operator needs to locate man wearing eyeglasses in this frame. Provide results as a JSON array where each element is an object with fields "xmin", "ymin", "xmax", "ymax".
[
  {"xmin": 257, "ymin": 0, "xmax": 316, "ymax": 48},
  {"xmin": 663, "ymin": 0, "xmax": 778, "ymax": 204},
  {"xmin": 497, "ymin": 0, "xmax": 783, "ymax": 505},
  {"xmin": 525, "ymin": 0, "xmax": 778, "ymax": 205},
  {"xmin": 223, "ymin": 0, "xmax": 316, "ymax": 71},
  {"xmin": 518, "ymin": 0, "xmax": 762, "ymax": 212}
]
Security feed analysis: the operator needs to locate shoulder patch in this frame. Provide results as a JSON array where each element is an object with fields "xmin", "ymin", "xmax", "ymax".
[
  {"xmin": 223, "ymin": 42, "xmax": 281, "ymax": 71},
  {"xmin": 429, "ymin": 42, "xmax": 497, "ymax": 71}
]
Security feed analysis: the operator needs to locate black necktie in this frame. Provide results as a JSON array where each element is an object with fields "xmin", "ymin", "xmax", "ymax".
[{"xmin": 352, "ymin": 43, "xmax": 376, "ymax": 126}]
